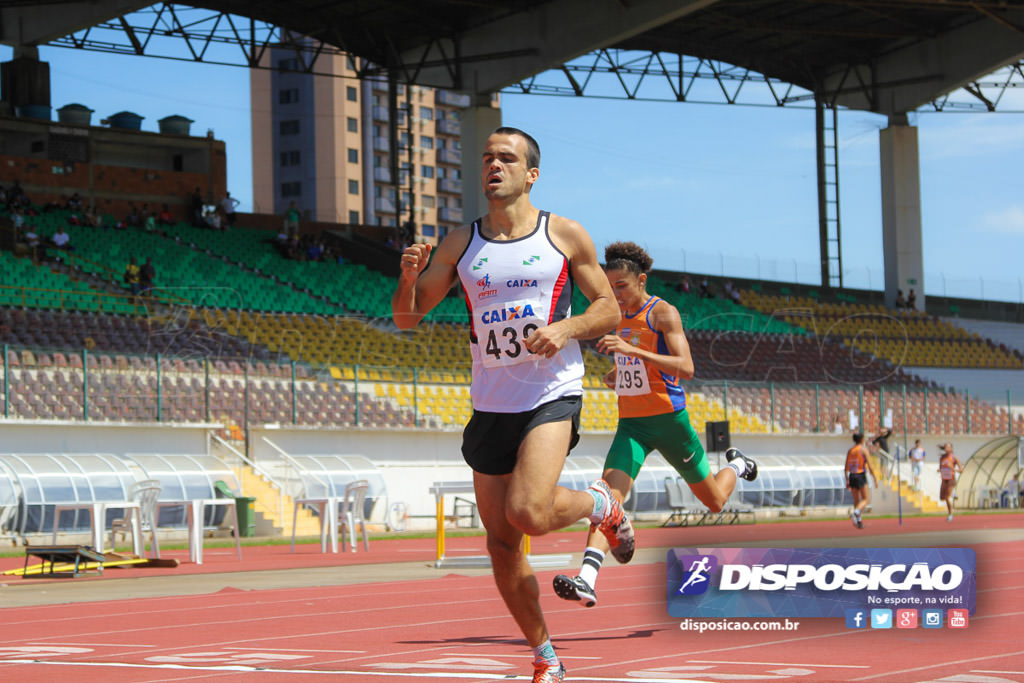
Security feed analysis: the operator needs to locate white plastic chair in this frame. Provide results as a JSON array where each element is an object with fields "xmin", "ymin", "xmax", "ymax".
[
  {"xmin": 338, "ymin": 479, "xmax": 369, "ymax": 552},
  {"xmin": 110, "ymin": 479, "xmax": 162, "ymax": 557}
]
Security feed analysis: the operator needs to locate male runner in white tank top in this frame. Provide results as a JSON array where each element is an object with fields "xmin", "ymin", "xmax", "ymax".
[{"xmin": 392, "ymin": 127, "xmax": 630, "ymax": 683}]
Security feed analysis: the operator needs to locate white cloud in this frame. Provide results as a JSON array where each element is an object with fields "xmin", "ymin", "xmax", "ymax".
[{"xmin": 979, "ymin": 205, "xmax": 1024, "ymax": 234}]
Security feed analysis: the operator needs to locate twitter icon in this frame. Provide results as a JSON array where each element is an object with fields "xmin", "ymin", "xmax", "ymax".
[{"xmin": 871, "ymin": 609, "xmax": 893, "ymax": 629}]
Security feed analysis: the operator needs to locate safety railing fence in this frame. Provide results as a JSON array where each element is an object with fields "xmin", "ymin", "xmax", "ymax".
[{"xmin": 0, "ymin": 344, "xmax": 1021, "ymax": 436}]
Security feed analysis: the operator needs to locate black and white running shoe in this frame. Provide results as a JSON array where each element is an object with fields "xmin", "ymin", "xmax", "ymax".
[
  {"xmin": 725, "ymin": 448, "xmax": 759, "ymax": 481},
  {"xmin": 553, "ymin": 574, "xmax": 597, "ymax": 608}
]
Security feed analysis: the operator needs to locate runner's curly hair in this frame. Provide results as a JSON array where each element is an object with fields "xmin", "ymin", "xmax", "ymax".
[{"xmin": 605, "ymin": 241, "xmax": 653, "ymax": 275}]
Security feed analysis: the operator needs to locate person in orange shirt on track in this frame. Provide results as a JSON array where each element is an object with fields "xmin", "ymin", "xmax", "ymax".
[
  {"xmin": 937, "ymin": 442, "xmax": 963, "ymax": 522},
  {"xmin": 845, "ymin": 433, "xmax": 878, "ymax": 529}
]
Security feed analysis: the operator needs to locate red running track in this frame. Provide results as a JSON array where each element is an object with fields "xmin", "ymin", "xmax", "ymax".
[{"xmin": 0, "ymin": 514, "xmax": 1022, "ymax": 682}]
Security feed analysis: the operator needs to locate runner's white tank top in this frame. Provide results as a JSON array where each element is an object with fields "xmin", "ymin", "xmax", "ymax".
[{"xmin": 456, "ymin": 211, "xmax": 584, "ymax": 412}]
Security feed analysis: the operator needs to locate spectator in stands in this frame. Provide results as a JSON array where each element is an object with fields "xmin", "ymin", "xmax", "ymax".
[
  {"xmin": 306, "ymin": 239, "xmax": 324, "ymax": 262},
  {"xmin": 680, "ymin": 274, "xmax": 692, "ymax": 293},
  {"xmin": 908, "ymin": 439, "xmax": 926, "ymax": 491},
  {"xmin": 84, "ymin": 205, "xmax": 103, "ymax": 229},
  {"xmin": 894, "ymin": 289, "xmax": 906, "ymax": 308},
  {"xmin": 906, "ymin": 288, "xmax": 917, "ymax": 310},
  {"xmin": 66, "ymin": 192, "xmax": 83, "ymax": 211},
  {"xmin": 220, "ymin": 191, "xmax": 240, "ymax": 227},
  {"xmin": 7, "ymin": 179, "xmax": 27, "ymax": 209},
  {"xmin": 51, "ymin": 225, "xmax": 73, "ymax": 251},
  {"xmin": 144, "ymin": 210, "xmax": 156, "ymax": 232},
  {"xmin": 125, "ymin": 203, "xmax": 141, "ymax": 229},
  {"xmin": 11, "ymin": 206, "xmax": 24, "ymax": 231},
  {"xmin": 699, "ymin": 277, "xmax": 712, "ymax": 299},
  {"xmin": 204, "ymin": 206, "xmax": 222, "ymax": 231},
  {"xmin": 157, "ymin": 204, "xmax": 174, "ymax": 227},
  {"xmin": 123, "ymin": 257, "xmax": 141, "ymax": 296},
  {"xmin": 283, "ymin": 200, "xmax": 300, "ymax": 239},
  {"xmin": 189, "ymin": 187, "xmax": 205, "ymax": 228},
  {"xmin": 140, "ymin": 257, "xmax": 156, "ymax": 296},
  {"xmin": 726, "ymin": 281, "xmax": 741, "ymax": 304},
  {"xmin": 22, "ymin": 224, "xmax": 41, "ymax": 262},
  {"xmin": 937, "ymin": 443, "xmax": 963, "ymax": 522}
]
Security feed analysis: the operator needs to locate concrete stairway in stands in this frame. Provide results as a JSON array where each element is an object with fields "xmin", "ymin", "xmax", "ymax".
[{"xmin": 238, "ymin": 464, "xmax": 322, "ymax": 537}]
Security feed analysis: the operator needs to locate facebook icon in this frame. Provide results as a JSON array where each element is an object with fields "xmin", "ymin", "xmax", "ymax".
[{"xmin": 845, "ymin": 609, "xmax": 867, "ymax": 629}]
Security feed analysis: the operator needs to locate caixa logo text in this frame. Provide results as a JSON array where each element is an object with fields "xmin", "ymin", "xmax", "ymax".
[{"xmin": 717, "ymin": 563, "xmax": 963, "ymax": 592}]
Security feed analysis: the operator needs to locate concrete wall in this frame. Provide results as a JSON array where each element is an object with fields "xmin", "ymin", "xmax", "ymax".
[{"xmin": 1, "ymin": 422, "xmax": 998, "ymax": 531}]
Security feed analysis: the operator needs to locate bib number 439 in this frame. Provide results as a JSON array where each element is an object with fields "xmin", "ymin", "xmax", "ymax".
[{"xmin": 484, "ymin": 323, "xmax": 538, "ymax": 364}]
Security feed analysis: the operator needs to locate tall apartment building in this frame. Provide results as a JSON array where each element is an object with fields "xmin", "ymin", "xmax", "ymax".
[{"xmin": 250, "ymin": 48, "xmax": 498, "ymax": 244}]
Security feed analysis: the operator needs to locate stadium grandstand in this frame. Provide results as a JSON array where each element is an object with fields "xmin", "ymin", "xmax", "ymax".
[
  {"xmin": 2, "ymin": 188, "xmax": 1022, "ymax": 537},
  {"xmin": 0, "ymin": 1, "xmax": 1022, "ymax": 552}
]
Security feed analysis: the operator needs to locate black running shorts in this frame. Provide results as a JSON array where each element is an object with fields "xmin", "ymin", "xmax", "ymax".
[
  {"xmin": 461, "ymin": 395, "xmax": 582, "ymax": 475},
  {"xmin": 848, "ymin": 472, "xmax": 868, "ymax": 489}
]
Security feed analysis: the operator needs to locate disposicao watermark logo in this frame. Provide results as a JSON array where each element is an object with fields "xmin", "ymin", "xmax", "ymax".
[
  {"xmin": 676, "ymin": 555, "xmax": 717, "ymax": 595},
  {"xmin": 667, "ymin": 548, "xmax": 975, "ymax": 621}
]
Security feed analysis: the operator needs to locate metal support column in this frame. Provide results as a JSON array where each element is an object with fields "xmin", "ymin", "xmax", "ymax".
[{"xmin": 816, "ymin": 98, "xmax": 842, "ymax": 289}]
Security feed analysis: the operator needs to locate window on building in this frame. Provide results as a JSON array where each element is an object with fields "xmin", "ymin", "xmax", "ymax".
[
  {"xmin": 347, "ymin": 148, "xmax": 358, "ymax": 164},
  {"xmin": 349, "ymin": 210, "xmax": 360, "ymax": 224},
  {"xmin": 401, "ymin": 191, "xmax": 411, "ymax": 205},
  {"xmin": 438, "ymin": 226, "xmax": 449, "ymax": 239},
  {"xmin": 451, "ymin": 169, "xmax": 461, "ymax": 179},
  {"xmin": 279, "ymin": 120, "xmax": 300, "ymax": 135},
  {"xmin": 278, "ymin": 58, "xmax": 298, "ymax": 71},
  {"xmin": 346, "ymin": 86, "xmax": 358, "ymax": 102},
  {"xmin": 436, "ymin": 137, "xmax": 446, "ymax": 150},
  {"xmin": 348, "ymin": 180, "xmax": 359, "ymax": 195},
  {"xmin": 280, "ymin": 150, "xmax": 301, "ymax": 167},
  {"xmin": 421, "ymin": 165, "xmax": 434, "ymax": 179},
  {"xmin": 278, "ymin": 88, "xmax": 299, "ymax": 104},
  {"xmin": 281, "ymin": 181, "xmax": 302, "ymax": 197},
  {"xmin": 420, "ymin": 106, "xmax": 433, "ymax": 121},
  {"xmin": 420, "ymin": 136, "xmax": 434, "ymax": 150},
  {"xmin": 347, "ymin": 117, "xmax": 358, "ymax": 133},
  {"xmin": 421, "ymin": 224, "xmax": 436, "ymax": 237},
  {"xmin": 422, "ymin": 195, "xmax": 435, "ymax": 209},
  {"xmin": 436, "ymin": 167, "xmax": 446, "ymax": 179}
]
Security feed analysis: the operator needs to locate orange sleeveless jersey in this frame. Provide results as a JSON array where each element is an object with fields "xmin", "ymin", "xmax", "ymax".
[
  {"xmin": 845, "ymin": 445, "xmax": 869, "ymax": 474},
  {"xmin": 614, "ymin": 296, "xmax": 687, "ymax": 419},
  {"xmin": 939, "ymin": 453, "xmax": 960, "ymax": 480}
]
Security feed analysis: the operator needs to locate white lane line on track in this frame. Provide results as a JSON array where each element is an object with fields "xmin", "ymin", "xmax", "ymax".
[
  {"xmin": 224, "ymin": 647, "xmax": 365, "ymax": 653},
  {"xmin": 849, "ymin": 648, "xmax": 1024, "ymax": 681},
  {"xmin": 28, "ymin": 642, "xmax": 157, "ymax": 648},
  {"xmin": 688, "ymin": 660, "xmax": 870, "ymax": 668},
  {"xmin": 0, "ymin": 659, "xmax": 715, "ymax": 682}
]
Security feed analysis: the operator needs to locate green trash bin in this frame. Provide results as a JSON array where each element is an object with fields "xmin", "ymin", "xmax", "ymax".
[
  {"xmin": 214, "ymin": 480, "xmax": 256, "ymax": 537},
  {"xmin": 235, "ymin": 496, "xmax": 256, "ymax": 538}
]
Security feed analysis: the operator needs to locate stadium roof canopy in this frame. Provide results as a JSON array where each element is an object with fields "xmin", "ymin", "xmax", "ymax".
[{"xmin": 3, "ymin": 1, "xmax": 1024, "ymax": 115}]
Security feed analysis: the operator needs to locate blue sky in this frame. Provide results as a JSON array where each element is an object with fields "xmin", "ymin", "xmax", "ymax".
[{"xmin": 6, "ymin": 43, "xmax": 1022, "ymax": 303}]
